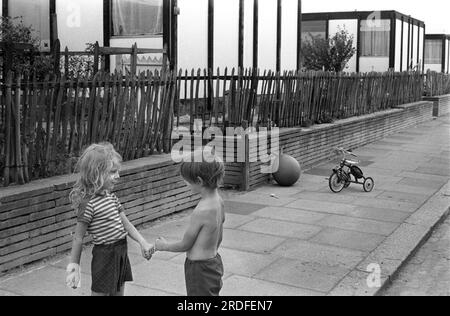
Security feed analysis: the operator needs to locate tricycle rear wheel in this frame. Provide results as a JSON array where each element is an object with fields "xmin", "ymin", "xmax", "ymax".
[{"xmin": 364, "ymin": 177, "xmax": 375, "ymax": 193}]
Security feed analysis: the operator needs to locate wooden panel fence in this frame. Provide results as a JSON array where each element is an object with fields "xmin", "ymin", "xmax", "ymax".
[
  {"xmin": 174, "ymin": 69, "xmax": 425, "ymax": 132},
  {"xmin": 425, "ymin": 70, "xmax": 450, "ymax": 97},
  {"xmin": 1, "ymin": 70, "xmax": 177, "ymax": 187}
]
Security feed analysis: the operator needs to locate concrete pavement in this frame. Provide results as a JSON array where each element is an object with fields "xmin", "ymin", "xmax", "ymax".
[{"xmin": 0, "ymin": 115, "xmax": 449, "ymax": 296}]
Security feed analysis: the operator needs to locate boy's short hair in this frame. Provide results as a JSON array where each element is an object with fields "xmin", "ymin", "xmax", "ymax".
[{"xmin": 180, "ymin": 153, "xmax": 225, "ymax": 189}]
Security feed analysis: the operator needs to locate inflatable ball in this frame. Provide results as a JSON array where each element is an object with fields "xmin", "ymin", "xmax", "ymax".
[{"xmin": 272, "ymin": 154, "xmax": 302, "ymax": 187}]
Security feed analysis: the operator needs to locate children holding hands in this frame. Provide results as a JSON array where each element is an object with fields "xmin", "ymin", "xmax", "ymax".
[{"xmin": 66, "ymin": 144, "xmax": 225, "ymax": 297}]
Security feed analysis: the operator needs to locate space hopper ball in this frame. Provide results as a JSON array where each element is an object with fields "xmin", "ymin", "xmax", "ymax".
[{"xmin": 272, "ymin": 154, "xmax": 302, "ymax": 187}]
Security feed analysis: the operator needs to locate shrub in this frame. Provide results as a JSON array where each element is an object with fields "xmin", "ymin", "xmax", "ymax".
[
  {"xmin": 302, "ymin": 28, "xmax": 356, "ymax": 72},
  {"xmin": 0, "ymin": 16, "xmax": 55, "ymax": 79}
]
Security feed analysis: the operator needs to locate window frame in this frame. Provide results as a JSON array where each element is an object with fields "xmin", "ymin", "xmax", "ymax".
[
  {"xmin": 110, "ymin": 0, "xmax": 164, "ymax": 38},
  {"xmin": 424, "ymin": 39, "xmax": 443, "ymax": 65},
  {"xmin": 359, "ymin": 19, "xmax": 391, "ymax": 58}
]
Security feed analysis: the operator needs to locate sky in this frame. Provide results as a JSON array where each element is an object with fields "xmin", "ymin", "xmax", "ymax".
[{"xmin": 303, "ymin": 0, "xmax": 450, "ymax": 34}]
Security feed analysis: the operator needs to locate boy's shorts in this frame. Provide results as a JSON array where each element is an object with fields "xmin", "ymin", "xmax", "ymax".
[
  {"xmin": 185, "ymin": 254, "xmax": 224, "ymax": 296},
  {"xmin": 91, "ymin": 238, "xmax": 133, "ymax": 294}
]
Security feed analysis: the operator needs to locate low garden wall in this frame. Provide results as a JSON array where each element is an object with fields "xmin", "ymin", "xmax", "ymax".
[
  {"xmin": 0, "ymin": 156, "xmax": 200, "ymax": 273},
  {"xmin": 423, "ymin": 94, "xmax": 450, "ymax": 117}
]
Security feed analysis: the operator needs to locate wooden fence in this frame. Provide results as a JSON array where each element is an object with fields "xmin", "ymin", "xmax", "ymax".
[
  {"xmin": 175, "ymin": 69, "xmax": 425, "ymax": 130},
  {"xmin": 0, "ymin": 69, "xmax": 430, "ymax": 187},
  {"xmin": 1, "ymin": 70, "xmax": 176, "ymax": 186},
  {"xmin": 425, "ymin": 70, "xmax": 450, "ymax": 97}
]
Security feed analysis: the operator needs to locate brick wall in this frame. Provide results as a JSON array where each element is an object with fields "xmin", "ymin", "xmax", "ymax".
[
  {"xmin": 246, "ymin": 101, "xmax": 433, "ymax": 189},
  {"xmin": 0, "ymin": 155, "xmax": 200, "ymax": 273},
  {"xmin": 423, "ymin": 94, "xmax": 450, "ymax": 117}
]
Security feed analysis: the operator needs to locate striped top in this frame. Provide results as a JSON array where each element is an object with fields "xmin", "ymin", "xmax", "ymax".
[{"xmin": 77, "ymin": 193, "xmax": 128, "ymax": 245}]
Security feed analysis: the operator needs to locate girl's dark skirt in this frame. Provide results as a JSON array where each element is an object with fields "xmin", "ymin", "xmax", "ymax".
[{"xmin": 91, "ymin": 238, "xmax": 133, "ymax": 294}]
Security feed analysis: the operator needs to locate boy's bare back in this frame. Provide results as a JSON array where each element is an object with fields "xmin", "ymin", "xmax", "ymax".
[{"xmin": 187, "ymin": 195, "xmax": 225, "ymax": 261}]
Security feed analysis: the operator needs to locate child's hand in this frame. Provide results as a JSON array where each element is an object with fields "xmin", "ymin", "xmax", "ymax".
[
  {"xmin": 66, "ymin": 263, "xmax": 81, "ymax": 289},
  {"xmin": 155, "ymin": 237, "xmax": 167, "ymax": 252},
  {"xmin": 140, "ymin": 241, "xmax": 155, "ymax": 261}
]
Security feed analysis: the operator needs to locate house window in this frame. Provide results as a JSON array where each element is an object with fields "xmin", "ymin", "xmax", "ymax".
[
  {"xmin": 360, "ymin": 19, "xmax": 390, "ymax": 57},
  {"xmin": 112, "ymin": 0, "xmax": 163, "ymax": 36},
  {"xmin": 8, "ymin": 0, "xmax": 50, "ymax": 50},
  {"xmin": 301, "ymin": 21, "xmax": 327, "ymax": 43},
  {"xmin": 425, "ymin": 40, "xmax": 442, "ymax": 64}
]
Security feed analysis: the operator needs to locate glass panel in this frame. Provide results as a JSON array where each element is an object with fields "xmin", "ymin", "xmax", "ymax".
[
  {"xmin": 425, "ymin": 40, "xmax": 442, "ymax": 64},
  {"xmin": 8, "ymin": 0, "xmax": 50, "ymax": 45},
  {"xmin": 360, "ymin": 19, "xmax": 390, "ymax": 57},
  {"xmin": 112, "ymin": 0, "xmax": 163, "ymax": 36},
  {"xmin": 301, "ymin": 20, "xmax": 326, "ymax": 43}
]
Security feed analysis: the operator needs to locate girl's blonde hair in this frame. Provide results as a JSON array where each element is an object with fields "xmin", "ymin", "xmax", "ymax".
[{"xmin": 69, "ymin": 142, "xmax": 122, "ymax": 210}]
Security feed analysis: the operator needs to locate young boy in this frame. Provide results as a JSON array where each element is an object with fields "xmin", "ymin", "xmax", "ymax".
[{"xmin": 155, "ymin": 154, "xmax": 225, "ymax": 296}]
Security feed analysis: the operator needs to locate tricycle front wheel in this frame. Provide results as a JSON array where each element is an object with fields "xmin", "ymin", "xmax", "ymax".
[{"xmin": 329, "ymin": 173, "xmax": 346, "ymax": 193}]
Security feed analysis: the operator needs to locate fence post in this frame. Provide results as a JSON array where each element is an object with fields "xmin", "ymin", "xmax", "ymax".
[
  {"xmin": 64, "ymin": 46, "xmax": 69, "ymax": 75},
  {"xmin": 3, "ymin": 72, "xmax": 13, "ymax": 186},
  {"xmin": 93, "ymin": 41, "xmax": 100, "ymax": 75},
  {"xmin": 131, "ymin": 43, "xmax": 138, "ymax": 76},
  {"xmin": 53, "ymin": 39, "xmax": 61, "ymax": 75},
  {"xmin": 242, "ymin": 132, "xmax": 250, "ymax": 191},
  {"xmin": 14, "ymin": 75, "xmax": 25, "ymax": 184}
]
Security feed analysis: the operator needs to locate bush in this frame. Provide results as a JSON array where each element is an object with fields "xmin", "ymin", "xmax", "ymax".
[
  {"xmin": 0, "ymin": 16, "xmax": 55, "ymax": 79},
  {"xmin": 302, "ymin": 28, "xmax": 356, "ymax": 72}
]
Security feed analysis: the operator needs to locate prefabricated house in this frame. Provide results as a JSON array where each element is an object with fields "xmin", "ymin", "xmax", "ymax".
[
  {"xmin": 424, "ymin": 34, "xmax": 450, "ymax": 73},
  {"xmin": 1, "ymin": 0, "xmax": 304, "ymax": 73},
  {"xmin": 301, "ymin": 11, "xmax": 426, "ymax": 73}
]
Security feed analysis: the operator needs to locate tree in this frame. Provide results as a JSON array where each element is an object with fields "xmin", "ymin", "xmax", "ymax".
[{"xmin": 302, "ymin": 28, "xmax": 356, "ymax": 72}]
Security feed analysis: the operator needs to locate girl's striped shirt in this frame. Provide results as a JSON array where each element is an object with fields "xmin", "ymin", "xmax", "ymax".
[{"xmin": 77, "ymin": 193, "xmax": 128, "ymax": 245}]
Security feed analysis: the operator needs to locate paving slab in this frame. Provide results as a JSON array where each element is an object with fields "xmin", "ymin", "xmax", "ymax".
[
  {"xmin": 350, "ymin": 197, "xmax": 420, "ymax": 212},
  {"xmin": 0, "ymin": 266, "xmax": 92, "ymax": 296},
  {"xmin": 255, "ymin": 258, "xmax": 350, "ymax": 293},
  {"xmin": 223, "ymin": 213, "xmax": 256, "ymax": 229},
  {"xmin": 252, "ymin": 207, "xmax": 327, "ymax": 225},
  {"xmin": 221, "ymin": 275, "xmax": 323, "ymax": 296},
  {"xmin": 291, "ymin": 191, "xmax": 357, "ymax": 204},
  {"xmin": 378, "ymin": 183, "xmax": 438, "ymax": 196},
  {"xmin": 346, "ymin": 206, "xmax": 411, "ymax": 224},
  {"xmin": 224, "ymin": 201, "xmax": 267, "ymax": 216},
  {"xmin": 125, "ymin": 284, "xmax": 178, "ymax": 296},
  {"xmin": 397, "ymin": 178, "xmax": 447, "ymax": 190},
  {"xmin": 272, "ymin": 239, "xmax": 366, "ymax": 268},
  {"xmin": 285, "ymin": 200, "xmax": 356, "ymax": 216},
  {"xmin": 376, "ymin": 191, "xmax": 430, "ymax": 205},
  {"xmin": 238, "ymin": 218, "xmax": 323, "ymax": 240},
  {"xmin": 328, "ymin": 270, "xmax": 388, "ymax": 296},
  {"xmin": 131, "ymin": 259, "xmax": 186, "ymax": 295},
  {"xmin": 221, "ymin": 229, "xmax": 286, "ymax": 254},
  {"xmin": 316, "ymin": 215, "xmax": 399, "ymax": 236},
  {"xmin": 227, "ymin": 192, "xmax": 297, "ymax": 207},
  {"xmin": 310, "ymin": 228, "xmax": 386, "ymax": 252}
]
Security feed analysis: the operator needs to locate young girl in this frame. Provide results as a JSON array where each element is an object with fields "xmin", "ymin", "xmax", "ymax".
[
  {"xmin": 155, "ymin": 152, "xmax": 226, "ymax": 296},
  {"xmin": 66, "ymin": 142, "xmax": 154, "ymax": 296}
]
